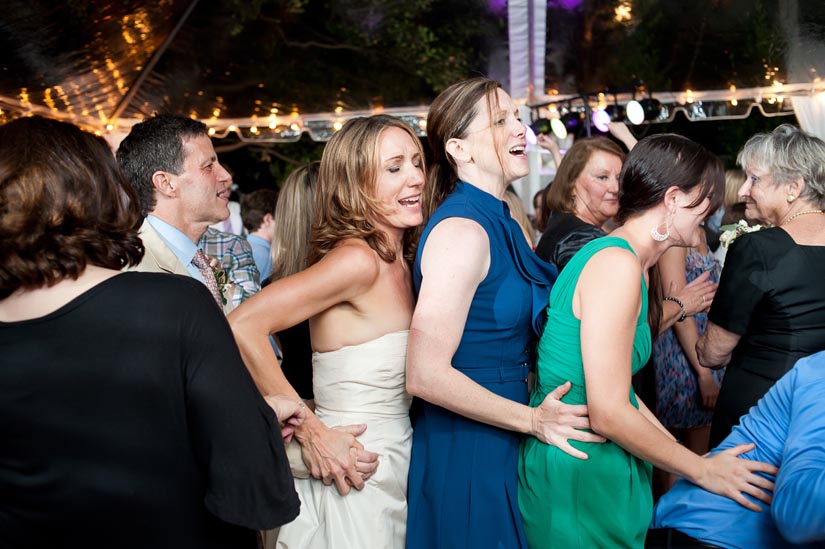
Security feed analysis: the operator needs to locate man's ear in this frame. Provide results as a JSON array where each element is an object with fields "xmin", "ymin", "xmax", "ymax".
[
  {"xmin": 445, "ymin": 137, "xmax": 472, "ymax": 165},
  {"xmin": 262, "ymin": 212, "xmax": 274, "ymax": 228},
  {"xmin": 151, "ymin": 171, "xmax": 176, "ymax": 198}
]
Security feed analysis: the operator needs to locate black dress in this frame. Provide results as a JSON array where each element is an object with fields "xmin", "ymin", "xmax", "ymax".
[
  {"xmin": 0, "ymin": 273, "xmax": 299, "ymax": 548},
  {"xmin": 277, "ymin": 320, "xmax": 314, "ymax": 400},
  {"xmin": 535, "ymin": 211, "xmax": 606, "ymax": 271},
  {"xmin": 708, "ymin": 228, "xmax": 825, "ymax": 446}
]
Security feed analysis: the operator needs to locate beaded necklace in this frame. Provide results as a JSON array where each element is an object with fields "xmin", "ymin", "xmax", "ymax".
[{"xmin": 782, "ymin": 209, "xmax": 824, "ymax": 225}]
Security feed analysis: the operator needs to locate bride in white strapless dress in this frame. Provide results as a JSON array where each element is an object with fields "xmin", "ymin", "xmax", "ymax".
[
  {"xmin": 276, "ymin": 330, "xmax": 412, "ymax": 548},
  {"xmin": 229, "ymin": 117, "xmax": 425, "ymax": 549}
]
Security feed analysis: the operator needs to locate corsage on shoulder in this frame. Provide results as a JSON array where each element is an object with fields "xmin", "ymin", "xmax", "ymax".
[{"xmin": 718, "ymin": 220, "xmax": 764, "ymax": 249}]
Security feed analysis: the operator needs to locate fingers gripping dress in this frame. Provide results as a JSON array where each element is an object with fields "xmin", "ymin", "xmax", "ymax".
[
  {"xmin": 406, "ymin": 181, "xmax": 558, "ymax": 549},
  {"xmin": 519, "ymin": 237, "xmax": 653, "ymax": 549}
]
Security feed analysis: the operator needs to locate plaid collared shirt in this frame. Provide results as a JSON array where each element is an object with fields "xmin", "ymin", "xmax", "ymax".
[{"xmin": 198, "ymin": 228, "xmax": 261, "ymax": 308}]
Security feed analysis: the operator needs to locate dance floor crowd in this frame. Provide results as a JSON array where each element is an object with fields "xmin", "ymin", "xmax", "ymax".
[{"xmin": 2, "ymin": 77, "xmax": 825, "ymax": 549}]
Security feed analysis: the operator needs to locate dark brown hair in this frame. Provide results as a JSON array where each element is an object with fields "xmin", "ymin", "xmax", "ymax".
[
  {"xmin": 616, "ymin": 133, "xmax": 724, "ymax": 336},
  {"xmin": 0, "ymin": 116, "xmax": 144, "ymax": 298},
  {"xmin": 542, "ymin": 137, "xmax": 625, "ymax": 228},
  {"xmin": 616, "ymin": 133, "xmax": 723, "ymax": 225},
  {"xmin": 116, "ymin": 114, "xmax": 208, "ymax": 216},
  {"xmin": 240, "ymin": 188, "xmax": 279, "ymax": 232},
  {"xmin": 308, "ymin": 115, "xmax": 425, "ymax": 266},
  {"xmin": 423, "ymin": 77, "xmax": 503, "ymax": 221}
]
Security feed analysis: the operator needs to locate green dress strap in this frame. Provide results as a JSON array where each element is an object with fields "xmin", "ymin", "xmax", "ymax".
[{"xmin": 549, "ymin": 235, "xmax": 648, "ymax": 314}]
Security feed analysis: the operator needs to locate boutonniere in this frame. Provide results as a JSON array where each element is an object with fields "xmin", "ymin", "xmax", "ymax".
[
  {"xmin": 718, "ymin": 219, "xmax": 765, "ymax": 249},
  {"xmin": 207, "ymin": 256, "xmax": 231, "ymax": 306}
]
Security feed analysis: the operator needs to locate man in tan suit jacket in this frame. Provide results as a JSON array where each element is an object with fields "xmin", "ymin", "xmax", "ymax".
[
  {"xmin": 133, "ymin": 219, "xmax": 190, "ymax": 276},
  {"xmin": 117, "ymin": 114, "xmax": 233, "ymax": 282}
]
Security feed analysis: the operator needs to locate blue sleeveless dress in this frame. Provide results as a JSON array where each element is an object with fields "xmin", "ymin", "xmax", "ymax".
[{"xmin": 406, "ymin": 181, "xmax": 557, "ymax": 548}]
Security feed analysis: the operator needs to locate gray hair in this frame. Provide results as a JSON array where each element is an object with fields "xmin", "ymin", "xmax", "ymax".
[{"xmin": 737, "ymin": 123, "xmax": 825, "ymax": 208}]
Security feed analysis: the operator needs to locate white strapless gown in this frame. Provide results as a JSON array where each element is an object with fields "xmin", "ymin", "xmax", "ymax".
[{"xmin": 276, "ymin": 330, "xmax": 412, "ymax": 549}]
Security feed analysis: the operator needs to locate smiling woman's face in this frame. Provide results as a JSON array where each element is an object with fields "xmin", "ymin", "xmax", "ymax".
[
  {"xmin": 371, "ymin": 126, "xmax": 425, "ymax": 235},
  {"xmin": 461, "ymin": 88, "xmax": 529, "ymax": 185},
  {"xmin": 573, "ymin": 150, "xmax": 623, "ymax": 227},
  {"xmin": 738, "ymin": 169, "xmax": 786, "ymax": 225}
]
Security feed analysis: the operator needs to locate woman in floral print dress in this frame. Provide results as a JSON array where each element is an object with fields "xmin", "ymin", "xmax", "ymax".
[{"xmin": 653, "ymin": 224, "xmax": 724, "ymax": 490}]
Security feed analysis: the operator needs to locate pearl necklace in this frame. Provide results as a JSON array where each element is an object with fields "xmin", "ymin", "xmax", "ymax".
[{"xmin": 783, "ymin": 209, "xmax": 825, "ymax": 225}]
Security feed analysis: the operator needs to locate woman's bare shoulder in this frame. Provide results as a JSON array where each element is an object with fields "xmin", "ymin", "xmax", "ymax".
[{"xmin": 322, "ymin": 238, "xmax": 382, "ymax": 283}]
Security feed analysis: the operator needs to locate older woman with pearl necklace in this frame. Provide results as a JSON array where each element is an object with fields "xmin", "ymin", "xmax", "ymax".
[{"xmin": 697, "ymin": 123, "xmax": 825, "ymax": 447}]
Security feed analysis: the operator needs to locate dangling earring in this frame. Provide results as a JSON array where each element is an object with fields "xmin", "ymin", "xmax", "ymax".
[{"xmin": 651, "ymin": 212, "xmax": 672, "ymax": 242}]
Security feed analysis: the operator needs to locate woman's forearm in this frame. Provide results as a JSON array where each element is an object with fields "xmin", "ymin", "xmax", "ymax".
[
  {"xmin": 673, "ymin": 318, "xmax": 704, "ymax": 374},
  {"xmin": 231, "ymin": 322, "xmax": 301, "ymax": 400},
  {"xmin": 636, "ymin": 395, "xmax": 676, "ymax": 440},
  {"xmin": 591, "ymin": 399, "xmax": 703, "ymax": 481},
  {"xmin": 659, "ymin": 299, "xmax": 682, "ymax": 335},
  {"xmin": 407, "ymin": 328, "xmax": 533, "ymax": 434}
]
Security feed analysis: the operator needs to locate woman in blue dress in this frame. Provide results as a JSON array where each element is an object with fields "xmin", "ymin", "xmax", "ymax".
[{"xmin": 405, "ymin": 77, "xmax": 604, "ymax": 548}]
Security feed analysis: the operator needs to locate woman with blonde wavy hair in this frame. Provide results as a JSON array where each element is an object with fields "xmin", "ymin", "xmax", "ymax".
[
  {"xmin": 230, "ymin": 114, "xmax": 425, "ymax": 548},
  {"xmin": 269, "ymin": 162, "xmax": 320, "ymax": 284},
  {"xmin": 268, "ymin": 162, "xmax": 320, "ymax": 401}
]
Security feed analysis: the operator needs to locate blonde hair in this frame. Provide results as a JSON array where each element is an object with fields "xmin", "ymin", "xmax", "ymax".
[
  {"xmin": 269, "ymin": 162, "xmax": 319, "ymax": 282},
  {"xmin": 308, "ymin": 115, "xmax": 425, "ymax": 266},
  {"xmin": 503, "ymin": 190, "xmax": 534, "ymax": 247},
  {"xmin": 723, "ymin": 169, "xmax": 746, "ymax": 208}
]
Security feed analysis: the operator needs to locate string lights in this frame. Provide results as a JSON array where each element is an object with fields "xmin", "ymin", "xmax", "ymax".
[{"xmin": 1, "ymin": 78, "xmax": 823, "ymax": 143}]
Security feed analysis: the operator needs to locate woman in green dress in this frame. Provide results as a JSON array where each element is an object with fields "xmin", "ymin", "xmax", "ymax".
[{"xmin": 519, "ymin": 134, "xmax": 778, "ymax": 548}]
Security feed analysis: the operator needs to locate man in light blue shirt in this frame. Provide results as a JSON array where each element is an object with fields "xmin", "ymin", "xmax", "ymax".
[
  {"xmin": 240, "ymin": 189, "xmax": 279, "ymax": 281},
  {"xmin": 650, "ymin": 350, "xmax": 825, "ymax": 548},
  {"xmin": 117, "ymin": 114, "xmax": 259, "ymax": 309}
]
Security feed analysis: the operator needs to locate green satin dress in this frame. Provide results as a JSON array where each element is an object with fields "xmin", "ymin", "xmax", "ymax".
[{"xmin": 519, "ymin": 236, "xmax": 653, "ymax": 549}]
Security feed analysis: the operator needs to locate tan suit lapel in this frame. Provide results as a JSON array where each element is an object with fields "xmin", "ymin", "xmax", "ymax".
[{"xmin": 132, "ymin": 219, "xmax": 191, "ymax": 276}]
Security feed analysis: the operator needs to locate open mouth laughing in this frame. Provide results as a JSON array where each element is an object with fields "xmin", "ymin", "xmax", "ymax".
[{"xmin": 399, "ymin": 195, "xmax": 421, "ymax": 207}]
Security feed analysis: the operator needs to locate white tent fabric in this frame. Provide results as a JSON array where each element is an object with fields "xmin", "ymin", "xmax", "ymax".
[
  {"xmin": 791, "ymin": 94, "xmax": 825, "ymax": 140},
  {"xmin": 508, "ymin": 0, "xmax": 546, "ymax": 100}
]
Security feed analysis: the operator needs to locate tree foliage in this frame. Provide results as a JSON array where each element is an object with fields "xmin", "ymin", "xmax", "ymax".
[
  {"xmin": 547, "ymin": 0, "xmax": 788, "ymax": 94},
  {"xmin": 147, "ymin": 0, "xmax": 503, "ymax": 119}
]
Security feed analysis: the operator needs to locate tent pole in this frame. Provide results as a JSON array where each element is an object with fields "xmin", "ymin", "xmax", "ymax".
[{"xmin": 109, "ymin": 0, "xmax": 201, "ymax": 122}]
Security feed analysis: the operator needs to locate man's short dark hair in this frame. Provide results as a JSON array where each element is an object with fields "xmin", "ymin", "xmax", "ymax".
[
  {"xmin": 116, "ymin": 114, "xmax": 208, "ymax": 216},
  {"xmin": 240, "ymin": 189, "xmax": 279, "ymax": 232}
]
